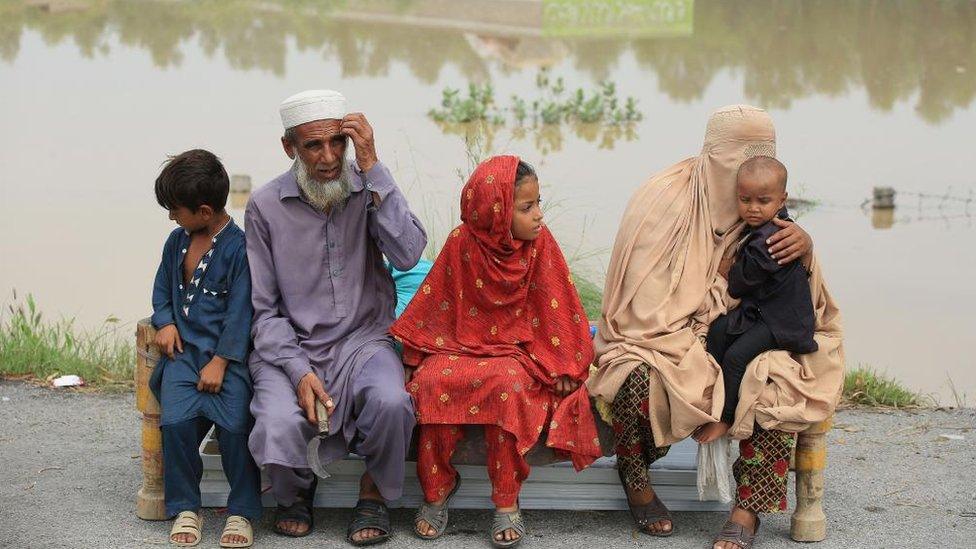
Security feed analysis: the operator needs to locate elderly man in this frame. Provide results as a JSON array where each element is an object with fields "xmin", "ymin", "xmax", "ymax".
[{"xmin": 245, "ymin": 90, "xmax": 426, "ymax": 545}]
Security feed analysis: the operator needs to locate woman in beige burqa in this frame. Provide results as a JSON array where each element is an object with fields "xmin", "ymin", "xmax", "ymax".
[{"xmin": 587, "ymin": 105, "xmax": 844, "ymax": 549}]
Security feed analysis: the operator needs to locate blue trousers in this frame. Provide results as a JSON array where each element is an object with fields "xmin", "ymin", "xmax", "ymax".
[{"xmin": 161, "ymin": 417, "xmax": 262, "ymax": 520}]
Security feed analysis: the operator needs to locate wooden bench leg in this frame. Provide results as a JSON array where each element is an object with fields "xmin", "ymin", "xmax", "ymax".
[
  {"xmin": 791, "ymin": 418, "xmax": 832, "ymax": 541},
  {"xmin": 135, "ymin": 320, "xmax": 167, "ymax": 520}
]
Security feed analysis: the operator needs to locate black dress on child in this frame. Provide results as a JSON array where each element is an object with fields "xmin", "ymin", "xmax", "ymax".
[{"xmin": 707, "ymin": 207, "xmax": 818, "ymax": 424}]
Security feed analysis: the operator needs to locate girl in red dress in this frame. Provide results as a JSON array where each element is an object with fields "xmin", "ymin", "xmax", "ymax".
[{"xmin": 391, "ymin": 155, "xmax": 601, "ymax": 547}]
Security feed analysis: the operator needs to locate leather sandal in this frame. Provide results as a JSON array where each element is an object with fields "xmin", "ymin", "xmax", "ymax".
[
  {"xmin": 414, "ymin": 473, "xmax": 462, "ymax": 539},
  {"xmin": 617, "ymin": 468, "xmax": 673, "ymax": 536},
  {"xmin": 347, "ymin": 499, "xmax": 392, "ymax": 546},
  {"xmin": 272, "ymin": 476, "xmax": 316, "ymax": 537},
  {"xmin": 490, "ymin": 508, "xmax": 526, "ymax": 548},
  {"xmin": 712, "ymin": 517, "xmax": 760, "ymax": 549}
]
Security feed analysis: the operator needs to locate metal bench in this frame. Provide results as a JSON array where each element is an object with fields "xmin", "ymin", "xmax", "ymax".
[
  {"xmin": 134, "ymin": 319, "xmax": 831, "ymax": 541},
  {"xmin": 195, "ymin": 427, "xmax": 722, "ymax": 512}
]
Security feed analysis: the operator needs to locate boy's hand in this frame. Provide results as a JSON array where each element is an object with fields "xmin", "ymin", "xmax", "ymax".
[
  {"xmin": 297, "ymin": 372, "xmax": 335, "ymax": 425},
  {"xmin": 154, "ymin": 324, "xmax": 183, "ymax": 358},
  {"xmin": 554, "ymin": 375, "xmax": 580, "ymax": 396},
  {"xmin": 197, "ymin": 356, "xmax": 228, "ymax": 393}
]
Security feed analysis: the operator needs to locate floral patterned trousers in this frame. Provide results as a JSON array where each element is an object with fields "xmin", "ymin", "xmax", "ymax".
[
  {"xmin": 734, "ymin": 427, "xmax": 796, "ymax": 513},
  {"xmin": 610, "ymin": 365, "xmax": 671, "ymax": 493},
  {"xmin": 417, "ymin": 424, "xmax": 529, "ymax": 508},
  {"xmin": 612, "ymin": 365, "xmax": 796, "ymax": 514}
]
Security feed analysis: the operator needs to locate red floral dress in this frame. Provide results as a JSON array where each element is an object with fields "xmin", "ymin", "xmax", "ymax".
[{"xmin": 391, "ymin": 155, "xmax": 601, "ymax": 473}]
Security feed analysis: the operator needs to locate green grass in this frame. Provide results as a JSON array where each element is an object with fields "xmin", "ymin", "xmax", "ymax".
[
  {"xmin": 0, "ymin": 294, "xmax": 134, "ymax": 391},
  {"xmin": 842, "ymin": 366, "xmax": 924, "ymax": 408},
  {"xmin": 573, "ymin": 272, "xmax": 603, "ymax": 321},
  {"xmin": 0, "ymin": 291, "xmax": 932, "ymax": 410}
]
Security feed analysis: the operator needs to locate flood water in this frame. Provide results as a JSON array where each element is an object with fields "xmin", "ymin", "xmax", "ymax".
[{"xmin": 1, "ymin": 0, "xmax": 974, "ymax": 403}]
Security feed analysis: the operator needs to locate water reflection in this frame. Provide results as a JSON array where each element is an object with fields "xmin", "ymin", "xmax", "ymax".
[
  {"xmin": 4, "ymin": 0, "xmax": 975, "ymax": 123},
  {"xmin": 434, "ymin": 120, "xmax": 639, "ymax": 156}
]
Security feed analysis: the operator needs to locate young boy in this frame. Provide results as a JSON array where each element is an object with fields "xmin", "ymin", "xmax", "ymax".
[
  {"xmin": 151, "ymin": 149, "xmax": 261, "ymax": 547},
  {"xmin": 695, "ymin": 155, "xmax": 818, "ymax": 443}
]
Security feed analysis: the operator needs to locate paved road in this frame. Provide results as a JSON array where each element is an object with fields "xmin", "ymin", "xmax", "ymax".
[{"xmin": 0, "ymin": 381, "xmax": 973, "ymax": 548}]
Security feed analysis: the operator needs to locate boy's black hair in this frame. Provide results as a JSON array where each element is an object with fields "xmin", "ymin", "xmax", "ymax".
[
  {"xmin": 737, "ymin": 155, "xmax": 788, "ymax": 191},
  {"xmin": 155, "ymin": 149, "xmax": 229, "ymax": 212},
  {"xmin": 515, "ymin": 160, "xmax": 537, "ymax": 186}
]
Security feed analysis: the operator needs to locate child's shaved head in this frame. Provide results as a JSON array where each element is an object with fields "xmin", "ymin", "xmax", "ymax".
[{"xmin": 737, "ymin": 155, "xmax": 787, "ymax": 191}]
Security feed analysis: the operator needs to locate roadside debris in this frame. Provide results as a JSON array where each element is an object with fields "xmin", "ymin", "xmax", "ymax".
[{"xmin": 51, "ymin": 375, "xmax": 84, "ymax": 388}]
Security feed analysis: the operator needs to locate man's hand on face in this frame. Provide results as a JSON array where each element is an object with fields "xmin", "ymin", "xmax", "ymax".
[
  {"xmin": 340, "ymin": 113, "xmax": 378, "ymax": 174},
  {"xmin": 297, "ymin": 372, "xmax": 335, "ymax": 425}
]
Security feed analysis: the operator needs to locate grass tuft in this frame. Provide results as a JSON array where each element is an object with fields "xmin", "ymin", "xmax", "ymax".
[
  {"xmin": 0, "ymin": 293, "xmax": 134, "ymax": 391},
  {"xmin": 842, "ymin": 366, "xmax": 924, "ymax": 408},
  {"xmin": 572, "ymin": 272, "xmax": 603, "ymax": 321}
]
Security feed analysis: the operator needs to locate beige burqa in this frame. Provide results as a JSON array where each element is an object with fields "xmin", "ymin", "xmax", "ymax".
[{"xmin": 587, "ymin": 105, "xmax": 844, "ymax": 445}]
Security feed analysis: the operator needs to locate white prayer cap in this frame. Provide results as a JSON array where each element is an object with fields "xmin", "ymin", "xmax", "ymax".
[{"xmin": 279, "ymin": 89, "xmax": 347, "ymax": 129}]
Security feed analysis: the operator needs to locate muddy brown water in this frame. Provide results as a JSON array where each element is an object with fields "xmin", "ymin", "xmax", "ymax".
[{"xmin": 1, "ymin": 1, "xmax": 973, "ymax": 402}]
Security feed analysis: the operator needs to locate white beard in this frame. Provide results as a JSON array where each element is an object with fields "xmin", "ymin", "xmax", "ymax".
[{"xmin": 293, "ymin": 154, "xmax": 352, "ymax": 212}]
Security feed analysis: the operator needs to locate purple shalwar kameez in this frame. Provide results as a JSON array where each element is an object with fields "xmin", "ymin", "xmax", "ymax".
[{"xmin": 245, "ymin": 160, "xmax": 426, "ymax": 503}]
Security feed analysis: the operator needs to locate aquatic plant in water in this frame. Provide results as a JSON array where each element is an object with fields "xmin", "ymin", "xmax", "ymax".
[
  {"xmin": 428, "ymin": 83, "xmax": 506, "ymax": 125},
  {"xmin": 428, "ymin": 69, "xmax": 643, "ymax": 127}
]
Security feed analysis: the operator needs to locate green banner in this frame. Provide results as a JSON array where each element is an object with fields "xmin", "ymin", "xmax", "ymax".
[{"xmin": 542, "ymin": 0, "xmax": 694, "ymax": 38}]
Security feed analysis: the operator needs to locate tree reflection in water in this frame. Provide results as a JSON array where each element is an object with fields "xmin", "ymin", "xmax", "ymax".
[{"xmin": 2, "ymin": 0, "xmax": 974, "ymax": 123}]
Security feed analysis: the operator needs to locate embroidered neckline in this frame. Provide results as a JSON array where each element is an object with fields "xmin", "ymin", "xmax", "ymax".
[{"xmin": 178, "ymin": 218, "xmax": 232, "ymax": 317}]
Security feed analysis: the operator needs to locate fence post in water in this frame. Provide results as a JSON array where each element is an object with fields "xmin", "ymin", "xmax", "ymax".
[
  {"xmin": 791, "ymin": 417, "xmax": 832, "ymax": 541},
  {"xmin": 230, "ymin": 174, "xmax": 252, "ymax": 209},
  {"xmin": 135, "ymin": 319, "xmax": 166, "ymax": 520},
  {"xmin": 872, "ymin": 186, "xmax": 896, "ymax": 209},
  {"xmin": 230, "ymin": 174, "xmax": 252, "ymax": 193}
]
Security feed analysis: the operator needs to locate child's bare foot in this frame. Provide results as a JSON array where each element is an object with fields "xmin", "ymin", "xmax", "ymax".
[{"xmin": 694, "ymin": 421, "xmax": 730, "ymax": 444}]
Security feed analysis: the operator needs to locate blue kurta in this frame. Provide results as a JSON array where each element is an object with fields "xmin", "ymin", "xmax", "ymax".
[{"xmin": 150, "ymin": 219, "xmax": 254, "ymax": 434}]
